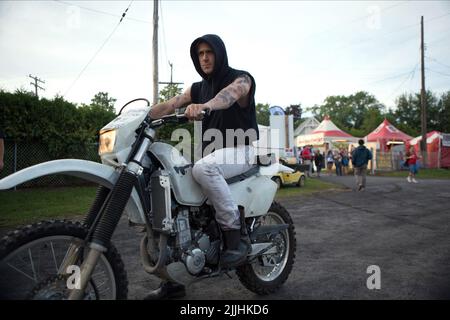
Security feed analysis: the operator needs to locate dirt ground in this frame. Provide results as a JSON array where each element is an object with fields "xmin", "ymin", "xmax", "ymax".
[{"xmin": 110, "ymin": 175, "xmax": 450, "ymax": 300}]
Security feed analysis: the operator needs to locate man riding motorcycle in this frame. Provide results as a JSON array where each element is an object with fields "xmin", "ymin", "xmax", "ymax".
[{"xmin": 146, "ymin": 34, "xmax": 259, "ymax": 299}]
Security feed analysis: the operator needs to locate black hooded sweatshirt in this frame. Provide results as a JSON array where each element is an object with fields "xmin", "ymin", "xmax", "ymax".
[{"xmin": 189, "ymin": 34, "xmax": 259, "ymax": 152}]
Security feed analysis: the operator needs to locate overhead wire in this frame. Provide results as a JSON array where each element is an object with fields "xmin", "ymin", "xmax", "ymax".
[
  {"xmin": 334, "ymin": 11, "xmax": 450, "ymax": 53},
  {"xmin": 63, "ymin": 1, "xmax": 134, "ymax": 97},
  {"xmin": 386, "ymin": 63, "xmax": 419, "ymax": 101},
  {"xmin": 159, "ymin": 0, "xmax": 170, "ymax": 76},
  {"xmin": 426, "ymin": 68, "xmax": 450, "ymax": 77},
  {"xmin": 53, "ymin": 0, "xmax": 150, "ymax": 24},
  {"xmin": 426, "ymin": 56, "xmax": 450, "ymax": 70}
]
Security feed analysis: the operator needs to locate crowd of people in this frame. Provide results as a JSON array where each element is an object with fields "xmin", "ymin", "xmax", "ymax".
[
  {"xmin": 298, "ymin": 145, "xmax": 353, "ymax": 177},
  {"xmin": 297, "ymin": 140, "xmax": 424, "ymax": 190}
]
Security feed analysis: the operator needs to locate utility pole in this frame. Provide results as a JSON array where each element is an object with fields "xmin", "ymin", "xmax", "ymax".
[
  {"xmin": 152, "ymin": 0, "xmax": 159, "ymax": 105},
  {"xmin": 159, "ymin": 61, "xmax": 184, "ymax": 99},
  {"xmin": 420, "ymin": 16, "xmax": 428, "ymax": 168},
  {"xmin": 29, "ymin": 74, "xmax": 45, "ymax": 98}
]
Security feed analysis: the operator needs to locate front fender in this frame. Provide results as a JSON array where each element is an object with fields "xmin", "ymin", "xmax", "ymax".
[{"xmin": 0, "ymin": 159, "xmax": 146, "ymax": 224}]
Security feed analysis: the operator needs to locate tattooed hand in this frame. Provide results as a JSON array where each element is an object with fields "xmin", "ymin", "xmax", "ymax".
[{"xmin": 184, "ymin": 103, "xmax": 211, "ymax": 120}]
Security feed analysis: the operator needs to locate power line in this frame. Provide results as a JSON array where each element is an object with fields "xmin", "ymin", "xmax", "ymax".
[
  {"xmin": 53, "ymin": 0, "xmax": 150, "ymax": 24},
  {"xmin": 63, "ymin": 1, "xmax": 134, "ymax": 97},
  {"xmin": 159, "ymin": 0, "xmax": 169, "ymax": 70},
  {"xmin": 334, "ymin": 11, "xmax": 450, "ymax": 54},
  {"xmin": 367, "ymin": 68, "xmax": 417, "ymax": 85},
  {"xmin": 426, "ymin": 68, "xmax": 450, "ymax": 77},
  {"xmin": 386, "ymin": 63, "xmax": 418, "ymax": 101},
  {"xmin": 425, "ymin": 56, "xmax": 450, "ymax": 70}
]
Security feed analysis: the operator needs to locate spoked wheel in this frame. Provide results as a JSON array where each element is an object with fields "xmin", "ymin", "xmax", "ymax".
[
  {"xmin": 237, "ymin": 202, "xmax": 296, "ymax": 295},
  {"xmin": 0, "ymin": 220, "xmax": 128, "ymax": 300}
]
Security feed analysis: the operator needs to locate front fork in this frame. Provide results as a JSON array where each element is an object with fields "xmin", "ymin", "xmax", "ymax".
[{"xmin": 68, "ymin": 134, "xmax": 153, "ymax": 300}]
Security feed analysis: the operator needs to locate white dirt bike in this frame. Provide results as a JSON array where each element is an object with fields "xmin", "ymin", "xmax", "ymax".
[{"xmin": 0, "ymin": 98, "xmax": 296, "ymax": 300}]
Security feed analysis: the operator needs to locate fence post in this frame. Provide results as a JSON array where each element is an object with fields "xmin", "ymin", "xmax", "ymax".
[{"xmin": 438, "ymin": 137, "xmax": 441, "ymax": 169}]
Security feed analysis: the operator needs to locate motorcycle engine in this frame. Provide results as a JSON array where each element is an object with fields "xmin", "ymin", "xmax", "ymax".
[{"xmin": 174, "ymin": 208, "xmax": 220, "ymax": 275}]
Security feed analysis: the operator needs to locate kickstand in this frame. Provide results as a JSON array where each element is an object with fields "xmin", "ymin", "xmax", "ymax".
[{"xmin": 224, "ymin": 271, "xmax": 233, "ymax": 279}]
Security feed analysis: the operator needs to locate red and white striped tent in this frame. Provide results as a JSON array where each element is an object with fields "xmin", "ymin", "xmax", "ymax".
[
  {"xmin": 365, "ymin": 119, "xmax": 413, "ymax": 151},
  {"xmin": 296, "ymin": 116, "xmax": 358, "ymax": 147},
  {"xmin": 407, "ymin": 131, "xmax": 450, "ymax": 168}
]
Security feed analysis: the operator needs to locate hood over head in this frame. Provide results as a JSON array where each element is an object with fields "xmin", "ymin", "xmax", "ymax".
[{"xmin": 190, "ymin": 34, "xmax": 230, "ymax": 81}]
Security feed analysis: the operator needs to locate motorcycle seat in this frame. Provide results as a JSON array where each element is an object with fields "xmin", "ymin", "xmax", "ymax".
[
  {"xmin": 224, "ymin": 154, "xmax": 275, "ymax": 185},
  {"xmin": 225, "ymin": 165, "xmax": 260, "ymax": 185}
]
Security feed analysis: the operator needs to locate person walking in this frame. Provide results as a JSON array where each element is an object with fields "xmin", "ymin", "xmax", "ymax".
[
  {"xmin": 334, "ymin": 150, "xmax": 343, "ymax": 176},
  {"xmin": 326, "ymin": 150, "xmax": 334, "ymax": 176},
  {"xmin": 351, "ymin": 139, "xmax": 373, "ymax": 191},
  {"xmin": 314, "ymin": 149, "xmax": 324, "ymax": 177},
  {"xmin": 341, "ymin": 149, "xmax": 349, "ymax": 175},
  {"xmin": 405, "ymin": 146, "xmax": 420, "ymax": 183},
  {"xmin": 301, "ymin": 145, "xmax": 312, "ymax": 177}
]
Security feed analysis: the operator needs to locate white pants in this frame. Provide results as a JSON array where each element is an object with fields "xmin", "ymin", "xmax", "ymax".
[{"xmin": 192, "ymin": 145, "xmax": 255, "ymax": 231}]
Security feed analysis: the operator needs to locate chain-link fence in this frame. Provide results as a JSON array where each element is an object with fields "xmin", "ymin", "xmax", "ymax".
[{"xmin": 0, "ymin": 140, "xmax": 100, "ymax": 188}]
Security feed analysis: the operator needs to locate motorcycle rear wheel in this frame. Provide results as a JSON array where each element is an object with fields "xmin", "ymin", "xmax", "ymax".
[
  {"xmin": 236, "ymin": 201, "xmax": 296, "ymax": 295},
  {"xmin": 0, "ymin": 220, "xmax": 128, "ymax": 300}
]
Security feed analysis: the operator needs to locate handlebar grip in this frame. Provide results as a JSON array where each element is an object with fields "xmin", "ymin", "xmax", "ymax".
[{"xmin": 202, "ymin": 108, "xmax": 211, "ymax": 117}]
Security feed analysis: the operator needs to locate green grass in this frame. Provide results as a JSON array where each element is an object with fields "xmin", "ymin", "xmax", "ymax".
[
  {"xmin": 0, "ymin": 186, "xmax": 97, "ymax": 228},
  {"xmin": 374, "ymin": 168, "xmax": 450, "ymax": 179},
  {"xmin": 275, "ymin": 178, "xmax": 344, "ymax": 198},
  {"xmin": 0, "ymin": 178, "xmax": 343, "ymax": 229}
]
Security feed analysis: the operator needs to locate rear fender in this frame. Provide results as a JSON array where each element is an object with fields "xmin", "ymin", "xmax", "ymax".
[{"xmin": 0, "ymin": 159, "xmax": 146, "ymax": 224}]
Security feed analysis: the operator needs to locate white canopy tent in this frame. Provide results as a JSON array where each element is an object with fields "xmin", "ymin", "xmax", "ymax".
[{"xmin": 295, "ymin": 116, "xmax": 359, "ymax": 147}]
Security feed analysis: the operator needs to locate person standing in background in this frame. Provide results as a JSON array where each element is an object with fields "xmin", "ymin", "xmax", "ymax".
[{"xmin": 351, "ymin": 139, "xmax": 373, "ymax": 191}]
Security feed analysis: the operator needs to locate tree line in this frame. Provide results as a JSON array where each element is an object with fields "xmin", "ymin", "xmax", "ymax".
[
  {"xmin": 256, "ymin": 90, "xmax": 450, "ymax": 138},
  {"xmin": 0, "ymin": 89, "xmax": 116, "ymax": 158},
  {"xmin": 1, "ymin": 87, "xmax": 449, "ymax": 161}
]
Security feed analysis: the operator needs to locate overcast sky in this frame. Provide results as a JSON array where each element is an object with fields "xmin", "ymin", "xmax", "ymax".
[{"xmin": 1, "ymin": 0, "xmax": 450, "ymax": 114}]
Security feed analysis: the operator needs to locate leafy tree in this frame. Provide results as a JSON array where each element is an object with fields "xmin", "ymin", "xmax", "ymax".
[
  {"xmin": 256, "ymin": 103, "xmax": 270, "ymax": 126},
  {"xmin": 90, "ymin": 91, "xmax": 116, "ymax": 113},
  {"xmin": 159, "ymin": 83, "xmax": 182, "ymax": 102},
  {"xmin": 0, "ymin": 89, "xmax": 116, "ymax": 158},
  {"xmin": 390, "ymin": 90, "xmax": 440, "ymax": 137},
  {"xmin": 156, "ymin": 84, "xmax": 192, "ymax": 145},
  {"xmin": 307, "ymin": 91, "xmax": 385, "ymax": 136},
  {"xmin": 285, "ymin": 104, "xmax": 303, "ymax": 129},
  {"xmin": 360, "ymin": 107, "xmax": 385, "ymax": 135},
  {"xmin": 436, "ymin": 91, "xmax": 450, "ymax": 133}
]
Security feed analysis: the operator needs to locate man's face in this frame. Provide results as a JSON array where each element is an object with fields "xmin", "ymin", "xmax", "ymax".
[{"xmin": 197, "ymin": 42, "xmax": 215, "ymax": 75}]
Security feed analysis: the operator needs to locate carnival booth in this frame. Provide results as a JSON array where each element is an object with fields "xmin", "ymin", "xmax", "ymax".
[
  {"xmin": 363, "ymin": 119, "xmax": 413, "ymax": 171},
  {"xmin": 295, "ymin": 116, "xmax": 359, "ymax": 149},
  {"xmin": 407, "ymin": 131, "xmax": 450, "ymax": 168},
  {"xmin": 365, "ymin": 119, "xmax": 413, "ymax": 151}
]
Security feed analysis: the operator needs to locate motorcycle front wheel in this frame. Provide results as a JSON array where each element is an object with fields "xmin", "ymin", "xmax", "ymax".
[
  {"xmin": 237, "ymin": 201, "xmax": 296, "ymax": 295},
  {"xmin": 0, "ymin": 220, "xmax": 128, "ymax": 300}
]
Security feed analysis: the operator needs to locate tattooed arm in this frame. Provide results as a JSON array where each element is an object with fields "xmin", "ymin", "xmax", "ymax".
[
  {"xmin": 184, "ymin": 74, "xmax": 252, "ymax": 120},
  {"xmin": 149, "ymin": 86, "xmax": 192, "ymax": 119}
]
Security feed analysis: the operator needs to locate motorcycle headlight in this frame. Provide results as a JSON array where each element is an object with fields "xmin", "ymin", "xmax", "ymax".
[{"xmin": 98, "ymin": 129, "xmax": 117, "ymax": 155}]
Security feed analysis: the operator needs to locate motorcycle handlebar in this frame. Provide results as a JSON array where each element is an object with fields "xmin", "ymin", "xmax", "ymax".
[{"xmin": 149, "ymin": 109, "xmax": 210, "ymax": 127}]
